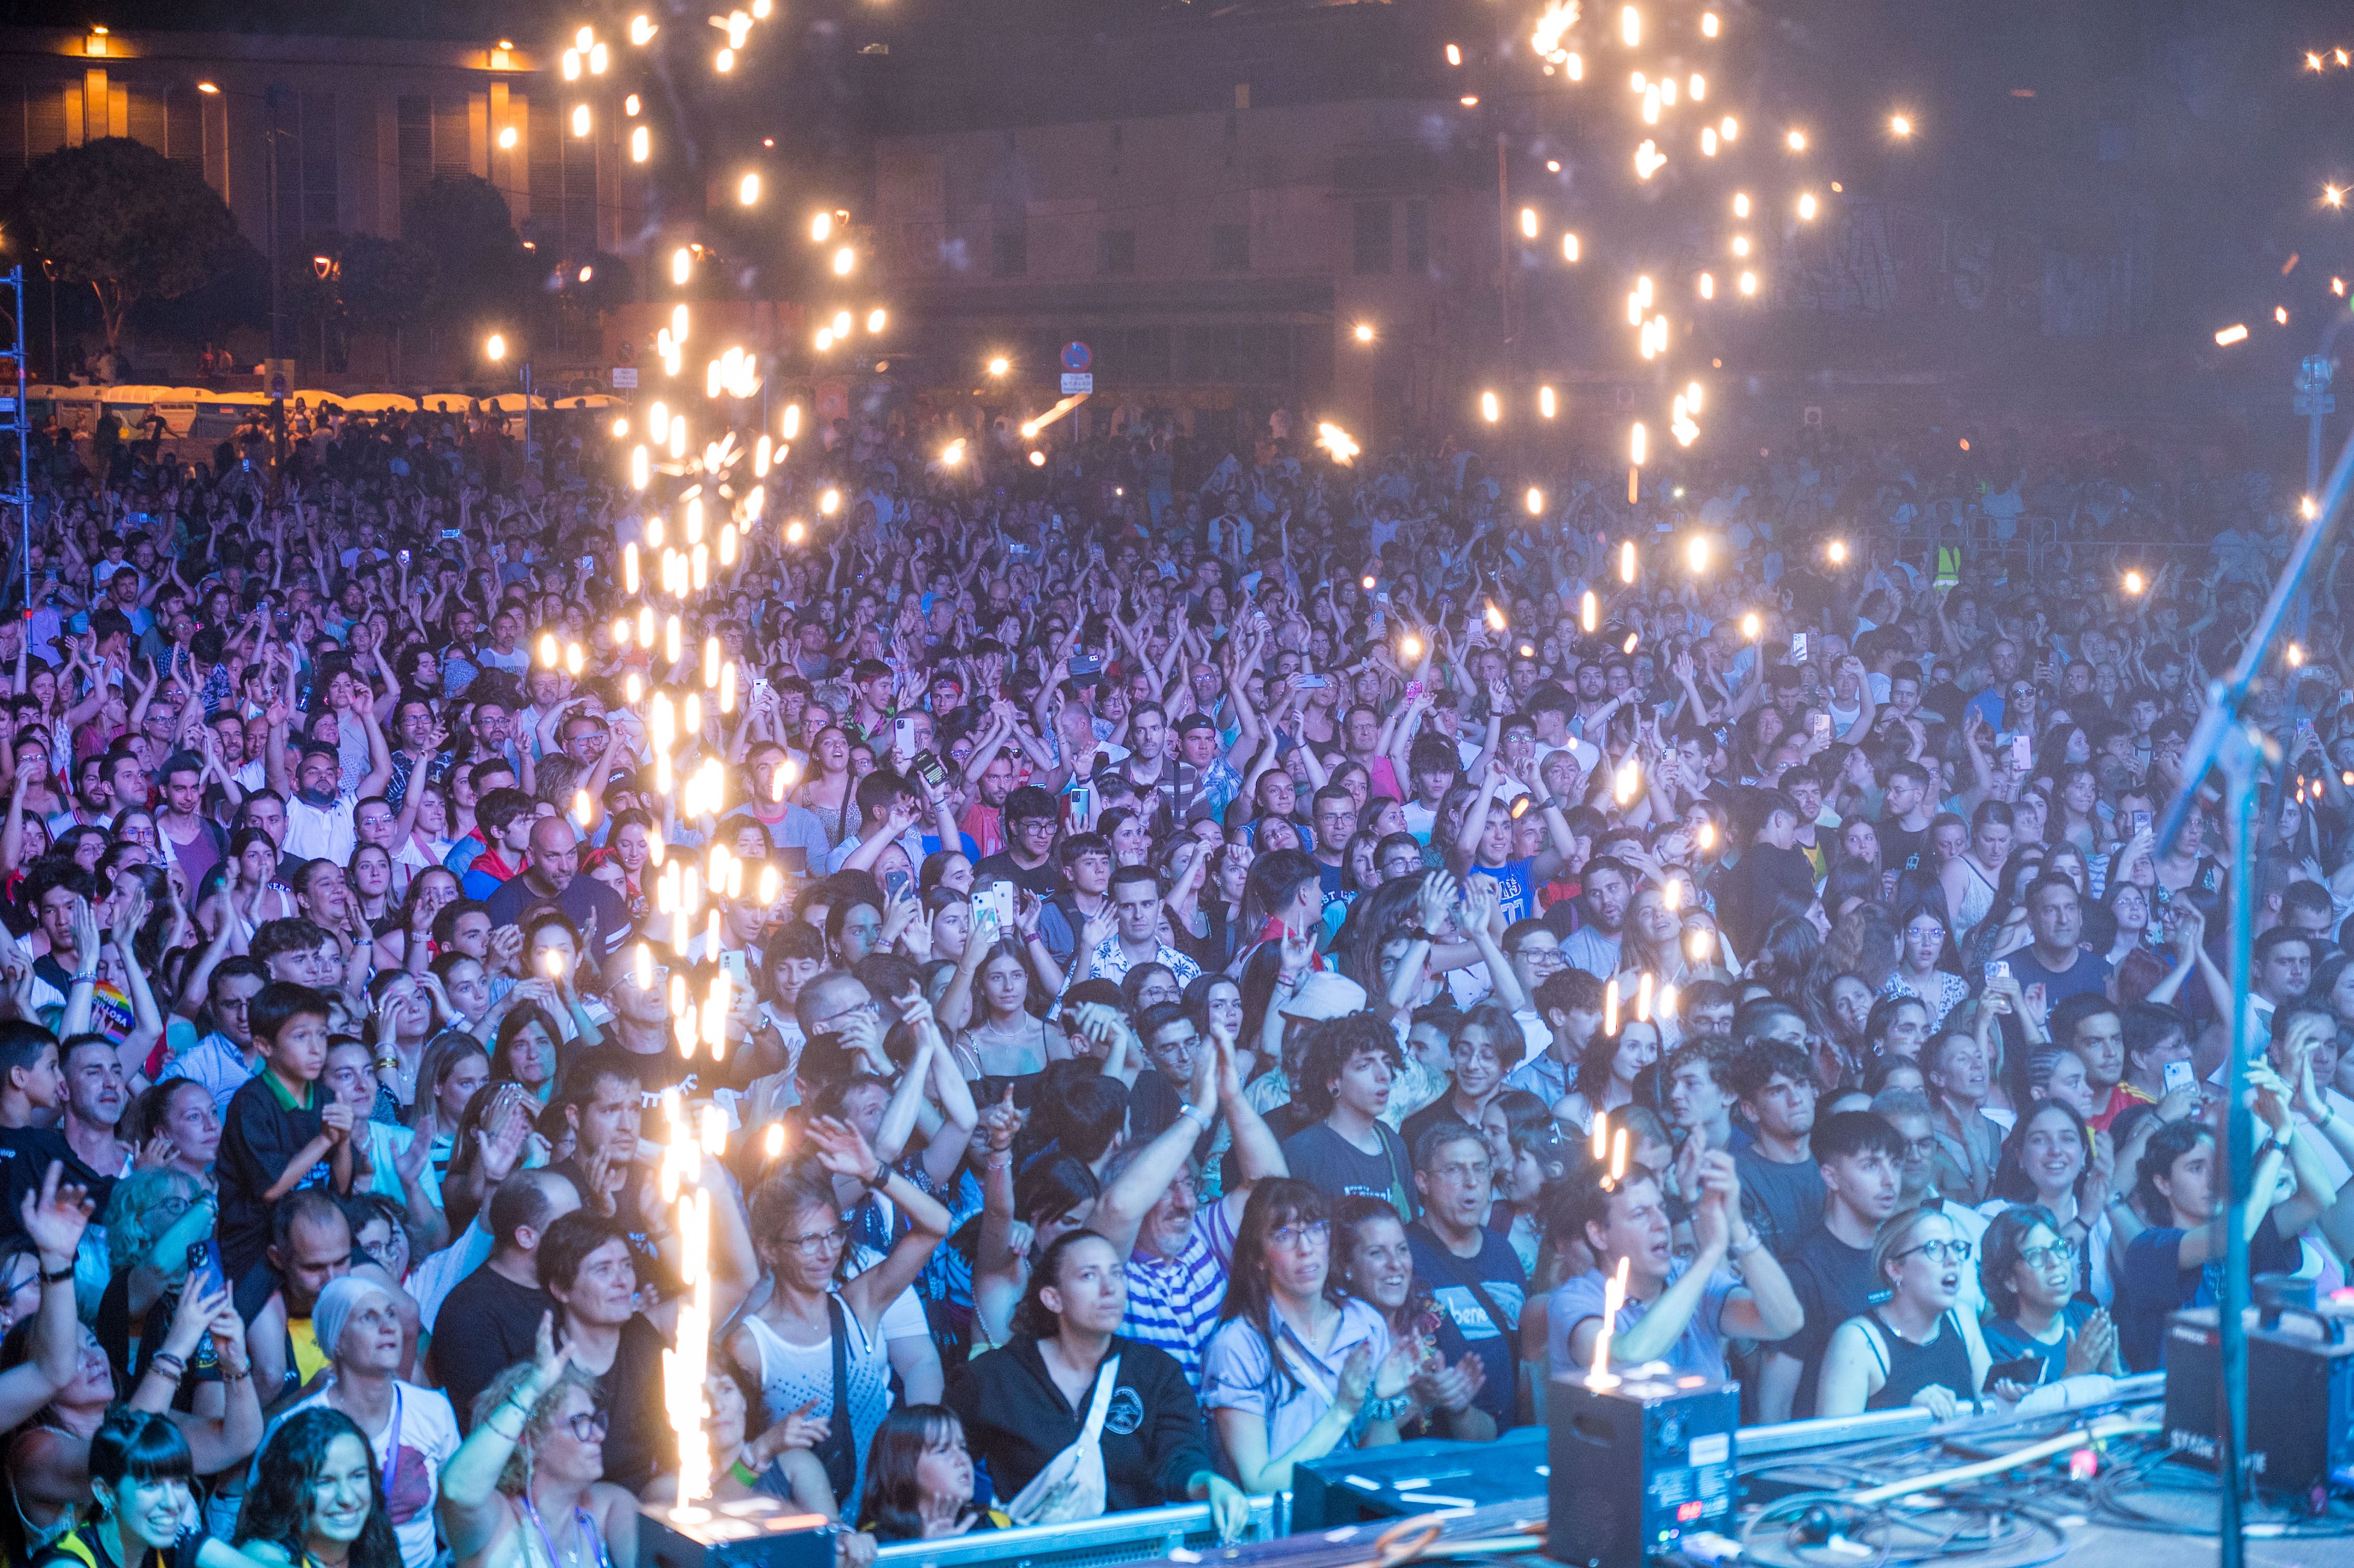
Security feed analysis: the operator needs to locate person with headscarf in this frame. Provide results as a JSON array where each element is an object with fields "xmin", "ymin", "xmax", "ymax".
[{"xmin": 253, "ymin": 1276, "xmax": 459, "ymax": 1568}]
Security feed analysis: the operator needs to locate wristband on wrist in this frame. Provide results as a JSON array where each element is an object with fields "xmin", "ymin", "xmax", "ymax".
[
  {"xmin": 1178, "ymin": 1101, "xmax": 1212, "ymax": 1129},
  {"xmin": 40, "ymin": 1264, "xmax": 73, "ymax": 1284}
]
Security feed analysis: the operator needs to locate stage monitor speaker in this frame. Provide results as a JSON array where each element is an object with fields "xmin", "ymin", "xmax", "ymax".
[
  {"xmin": 637, "ymin": 1498, "xmax": 834, "ymax": 1568},
  {"xmin": 2160, "ymin": 1299, "xmax": 2354, "ymax": 1501},
  {"xmin": 1547, "ymin": 1371, "xmax": 1738, "ymax": 1568}
]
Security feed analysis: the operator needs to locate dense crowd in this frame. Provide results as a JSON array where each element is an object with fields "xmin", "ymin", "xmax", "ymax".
[{"xmin": 0, "ymin": 391, "xmax": 2339, "ymax": 1568}]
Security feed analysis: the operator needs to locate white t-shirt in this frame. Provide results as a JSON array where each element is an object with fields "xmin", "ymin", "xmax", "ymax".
[
  {"xmin": 258, "ymin": 1381, "xmax": 460, "ymax": 1568},
  {"xmin": 286, "ymin": 792, "xmax": 359, "ymax": 863}
]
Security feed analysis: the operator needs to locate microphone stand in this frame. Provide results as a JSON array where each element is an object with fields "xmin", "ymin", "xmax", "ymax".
[{"xmin": 2149, "ymin": 422, "xmax": 2354, "ymax": 1568}]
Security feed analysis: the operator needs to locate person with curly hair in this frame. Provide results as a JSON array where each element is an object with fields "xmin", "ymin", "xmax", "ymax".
[
  {"xmin": 437, "ymin": 1313, "xmax": 640, "ymax": 1568},
  {"xmin": 232, "ymin": 1407, "xmax": 403, "ymax": 1568}
]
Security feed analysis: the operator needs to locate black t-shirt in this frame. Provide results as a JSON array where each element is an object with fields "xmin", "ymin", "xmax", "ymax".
[
  {"xmin": 34, "ymin": 1527, "xmax": 200, "ymax": 1568},
  {"xmin": 216, "ymin": 1073, "xmax": 330, "ymax": 1282},
  {"xmin": 482, "ymin": 871, "xmax": 633, "ymax": 957},
  {"xmin": 1405, "ymin": 1221, "xmax": 1526, "ymax": 1430},
  {"xmin": 1879, "ymin": 821, "xmax": 1930, "ymax": 880},
  {"xmin": 1734, "ymin": 1146, "xmax": 1827, "ymax": 1262},
  {"xmin": 432, "ymin": 1264, "xmax": 556, "ymax": 1429},
  {"xmin": 972, "ymin": 853, "xmax": 1061, "ymax": 899},
  {"xmin": 1778, "ymin": 1221, "xmax": 1877, "ymax": 1418},
  {"xmin": 1280, "ymin": 1121, "xmax": 1416, "ymax": 1220},
  {"xmin": 0, "ymin": 1126, "xmax": 120, "ymax": 1249},
  {"xmin": 593, "ymin": 1312, "xmax": 673, "ymax": 1493},
  {"xmin": 1400, "ymin": 1093, "xmax": 1485, "ymax": 1161}
]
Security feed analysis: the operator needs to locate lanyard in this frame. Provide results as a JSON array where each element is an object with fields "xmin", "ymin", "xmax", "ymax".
[
  {"xmin": 520, "ymin": 1495, "xmax": 609, "ymax": 1568},
  {"xmin": 380, "ymin": 1387, "xmax": 404, "ymax": 1500}
]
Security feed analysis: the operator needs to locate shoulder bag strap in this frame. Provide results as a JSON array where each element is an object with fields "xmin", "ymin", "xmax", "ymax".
[
  {"xmin": 812, "ymin": 1295, "xmax": 857, "ymax": 1505},
  {"xmin": 1418, "ymin": 1234, "xmax": 1516, "ymax": 1347},
  {"xmin": 1079, "ymin": 1355, "xmax": 1121, "ymax": 1443}
]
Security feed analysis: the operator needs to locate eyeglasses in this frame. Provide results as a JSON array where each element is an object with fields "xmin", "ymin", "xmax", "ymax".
[
  {"xmin": 1897, "ymin": 1136, "xmax": 1938, "ymax": 1157},
  {"xmin": 2019, "ymin": 1239, "xmax": 2077, "ymax": 1270},
  {"xmin": 809, "ymin": 1000, "xmax": 880, "ymax": 1034},
  {"xmin": 1270, "ymin": 1220, "xmax": 1331, "ymax": 1251},
  {"xmin": 782, "ymin": 1221, "xmax": 854, "ymax": 1258},
  {"xmin": 565, "ymin": 1411, "xmax": 611, "ymax": 1442},
  {"xmin": 1427, "ymin": 1160, "xmax": 1492, "ymax": 1185},
  {"xmin": 1895, "ymin": 1238, "xmax": 1974, "ymax": 1265}
]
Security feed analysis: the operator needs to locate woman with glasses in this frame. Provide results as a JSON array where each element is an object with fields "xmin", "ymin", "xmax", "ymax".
[
  {"xmin": 727, "ymin": 1117, "xmax": 953, "ymax": 1516},
  {"xmin": 258, "ymin": 1279, "xmax": 459, "ymax": 1568},
  {"xmin": 1884, "ymin": 901, "xmax": 1968, "ymax": 1032},
  {"xmin": 1983, "ymin": 1099, "xmax": 2113, "ymax": 1302},
  {"xmin": 1200, "ymin": 1178, "xmax": 1408, "ymax": 1494},
  {"xmin": 1977, "ymin": 1207, "xmax": 2121, "ymax": 1390},
  {"xmin": 1815, "ymin": 1206, "xmax": 1996, "ymax": 1419},
  {"xmin": 439, "ymin": 1313, "xmax": 640, "ymax": 1568}
]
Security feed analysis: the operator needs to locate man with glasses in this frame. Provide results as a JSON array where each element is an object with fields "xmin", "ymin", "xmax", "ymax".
[
  {"xmin": 1757, "ymin": 1111, "xmax": 1904, "ymax": 1422},
  {"xmin": 1868, "ymin": 1087, "xmax": 1989, "ymax": 1312},
  {"xmin": 1127, "ymin": 1001, "xmax": 1212, "ymax": 1148},
  {"xmin": 1497, "ymin": 919, "xmax": 1568, "ymax": 1060},
  {"xmin": 973, "ymin": 785, "xmax": 1063, "ymax": 899},
  {"xmin": 1407, "ymin": 1120, "xmax": 1523, "ymax": 1435}
]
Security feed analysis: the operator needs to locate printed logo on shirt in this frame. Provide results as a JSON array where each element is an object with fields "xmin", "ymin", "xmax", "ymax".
[{"xmin": 1104, "ymin": 1386, "xmax": 1145, "ymax": 1436}]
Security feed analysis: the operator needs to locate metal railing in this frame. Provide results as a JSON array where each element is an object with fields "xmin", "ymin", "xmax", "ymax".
[{"xmin": 873, "ymin": 1494, "xmax": 1287, "ymax": 1568}]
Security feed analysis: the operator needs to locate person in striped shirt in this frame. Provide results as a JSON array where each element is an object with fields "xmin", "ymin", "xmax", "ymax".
[{"xmin": 1089, "ymin": 1020, "xmax": 1287, "ymax": 1388}]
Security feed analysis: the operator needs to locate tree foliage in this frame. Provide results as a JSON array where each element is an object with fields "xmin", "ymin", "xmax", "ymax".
[
  {"xmin": 10, "ymin": 137, "xmax": 241, "ymax": 347},
  {"xmin": 402, "ymin": 174, "xmax": 529, "ymax": 328}
]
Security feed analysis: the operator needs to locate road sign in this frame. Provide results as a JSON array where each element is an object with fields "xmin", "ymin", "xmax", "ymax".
[
  {"xmin": 1062, "ymin": 372, "xmax": 1094, "ymax": 395},
  {"xmin": 1061, "ymin": 341, "xmax": 1092, "ymax": 373},
  {"xmin": 2295, "ymin": 393, "xmax": 2336, "ymax": 415},
  {"xmin": 611, "ymin": 367, "xmax": 639, "ymax": 388}
]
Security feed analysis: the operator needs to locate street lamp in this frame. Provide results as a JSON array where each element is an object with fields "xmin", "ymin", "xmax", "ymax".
[{"xmin": 310, "ymin": 255, "xmax": 336, "ymax": 377}]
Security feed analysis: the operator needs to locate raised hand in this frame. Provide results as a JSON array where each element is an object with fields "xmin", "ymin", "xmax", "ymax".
[
  {"xmin": 18, "ymin": 1161, "xmax": 94, "ymax": 1266},
  {"xmin": 803, "ymin": 1115, "xmax": 885, "ymax": 1185}
]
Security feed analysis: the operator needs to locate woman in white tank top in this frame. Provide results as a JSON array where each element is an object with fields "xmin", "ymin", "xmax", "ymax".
[{"xmin": 725, "ymin": 1114, "xmax": 952, "ymax": 1515}]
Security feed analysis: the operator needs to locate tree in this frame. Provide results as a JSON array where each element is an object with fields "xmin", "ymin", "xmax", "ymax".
[
  {"xmin": 10, "ymin": 137, "xmax": 241, "ymax": 348},
  {"xmin": 337, "ymin": 233, "xmax": 440, "ymax": 381},
  {"xmin": 402, "ymin": 174, "xmax": 529, "ymax": 329}
]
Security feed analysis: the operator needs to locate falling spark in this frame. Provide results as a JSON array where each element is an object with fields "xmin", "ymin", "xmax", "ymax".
[
  {"xmin": 1788, "ymin": 128, "xmax": 1807, "ymax": 151},
  {"xmin": 1828, "ymin": 540, "xmax": 1848, "ymax": 564},
  {"xmin": 2277, "ymin": 305, "xmax": 2291, "ymax": 324},
  {"xmin": 1531, "ymin": 3, "xmax": 1576, "ymax": 67},
  {"xmin": 987, "ymin": 355, "xmax": 1011, "ymax": 375},
  {"xmin": 1581, "ymin": 591, "xmax": 1599, "ymax": 632},
  {"xmin": 2215, "ymin": 323, "xmax": 2249, "ymax": 345},
  {"xmin": 739, "ymin": 172, "xmax": 761, "ymax": 205},
  {"xmin": 1740, "ymin": 270, "xmax": 1759, "ymax": 296},
  {"xmin": 833, "ymin": 246, "xmax": 856, "ymax": 276},
  {"xmin": 1733, "ymin": 192, "xmax": 1750, "ymax": 217},
  {"xmin": 2123, "ymin": 570, "xmax": 2145, "ymax": 595},
  {"xmin": 1798, "ymin": 192, "xmax": 1819, "ymax": 219},
  {"xmin": 1315, "ymin": 422, "xmax": 1361, "ymax": 464},
  {"xmin": 1701, "ymin": 127, "xmax": 1718, "ymax": 155},
  {"xmin": 1698, "ymin": 271, "xmax": 1715, "ymax": 298},
  {"xmin": 2303, "ymin": 494, "xmax": 2321, "ymax": 519},
  {"xmin": 1891, "ymin": 113, "xmax": 1913, "ymax": 137},
  {"xmin": 1702, "ymin": 11, "xmax": 1720, "ymax": 37},
  {"xmin": 1563, "ymin": 232, "xmax": 1581, "ymax": 262},
  {"xmin": 1354, "ymin": 322, "xmax": 1376, "ymax": 342},
  {"xmin": 1526, "ymin": 487, "xmax": 1545, "ymax": 515},
  {"xmin": 1520, "ymin": 206, "xmax": 1540, "ymax": 239},
  {"xmin": 1631, "ymin": 423, "xmax": 1648, "ymax": 465},
  {"xmin": 1620, "ymin": 540, "xmax": 1637, "ymax": 582},
  {"xmin": 1481, "ymin": 390, "xmax": 1501, "ymax": 423},
  {"xmin": 1620, "ymin": 5, "xmax": 1640, "ymax": 46},
  {"xmin": 1635, "ymin": 139, "xmax": 1665, "ymax": 178},
  {"xmin": 1447, "ymin": 42, "xmax": 1462, "ymax": 66},
  {"xmin": 1720, "ymin": 115, "xmax": 1739, "ymax": 141},
  {"xmin": 672, "ymin": 246, "xmax": 691, "ymax": 285},
  {"xmin": 1539, "ymin": 385, "xmax": 1558, "ymax": 417}
]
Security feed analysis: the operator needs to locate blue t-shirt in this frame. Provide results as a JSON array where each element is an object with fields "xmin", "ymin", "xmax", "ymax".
[
  {"xmin": 1406, "ymin": 1222, "xmax": 1527, "ymax": 1430},
  {"xmin": 1468, "ymin": 858, "xmax": 1538, "ymax": 925},
  {"xmin": 1981, "ymin": 1300, "xmax": 2098, "ymax": 1387},
  {"xmin": 1547, "ymin": 1259, "xmax": 1743, "ymax": 1384},
  {"xmin": 2118, "ymin": 1218, "xmax": 2296, "ymax": 1371}
]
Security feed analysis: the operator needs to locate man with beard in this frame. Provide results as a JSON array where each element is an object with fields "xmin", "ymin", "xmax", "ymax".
[
  {"xmin": 0, "ymin": 1032, "xmax": 128, "ymax": 1249},
  {"xmin": 270, "ymin": 696, "xmax": 392, "ymax": 866},
  {"xmin": 483, "ymin": 816, "xmax": 630, "ymax": 958}
]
